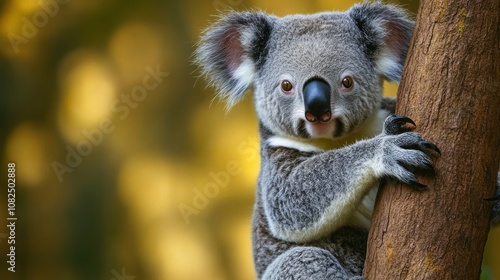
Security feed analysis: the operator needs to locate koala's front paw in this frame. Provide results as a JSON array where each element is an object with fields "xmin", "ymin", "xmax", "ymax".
[{"xmin": 374, "ymin": 115, "xmax": 441, "ymax": 190}]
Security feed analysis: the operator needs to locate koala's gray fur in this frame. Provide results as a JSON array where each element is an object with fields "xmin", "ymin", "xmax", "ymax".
[{"xmin": 195, "ymin": 3, "xmax": 500, "ymax": 279}]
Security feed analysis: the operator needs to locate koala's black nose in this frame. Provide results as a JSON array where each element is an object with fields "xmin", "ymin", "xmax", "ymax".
[{"xmin": 303, "ymin": 78, "xmax": 331, "ymax": 123}]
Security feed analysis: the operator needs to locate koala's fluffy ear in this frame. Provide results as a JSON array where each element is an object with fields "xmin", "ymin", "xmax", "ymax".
[
  {"xmin": 195, "ymin": 12, "xmax": 274, "ymax": 108},
  {"xmin": 349, "ymin": 3, "xmax": 414, "ymax": 82}
]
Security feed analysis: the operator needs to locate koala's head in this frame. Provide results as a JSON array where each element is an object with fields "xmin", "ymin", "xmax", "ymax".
[{"xmin": 196, "ymin": 3, "xmax": 413, "ymax": 140}]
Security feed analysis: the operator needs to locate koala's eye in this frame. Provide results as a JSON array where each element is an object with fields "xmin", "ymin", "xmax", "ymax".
[
  {"xmin": 341, "ymin": 76, "xmax": 354, "ymax": 89},
  {"xmin": 281, "ymin": 80, "xmax": 293, "ymax": 92}
]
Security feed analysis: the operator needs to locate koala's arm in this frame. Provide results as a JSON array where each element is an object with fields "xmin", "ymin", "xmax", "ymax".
[
  {"xmin": 261, "ymin": 140, "xmax": 380, "ymax": 242},
  {"xmin": 261, "ymin": 117, "xmax": 438, "ymax": 243}
]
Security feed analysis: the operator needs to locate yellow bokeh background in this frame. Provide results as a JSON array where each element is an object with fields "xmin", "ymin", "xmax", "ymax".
[{"xmin": 0, "ymin": 0, "xmax": 498, "ymax": 279}]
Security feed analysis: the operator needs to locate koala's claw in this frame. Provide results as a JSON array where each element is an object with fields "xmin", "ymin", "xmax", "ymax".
[
  {"xmin": 484, "ymin": 194, "xmax": 500, "ymax": 202},
  {"xmin": 384, "ymin": 115, "xmax": 416, "ymax": 135},
  {"xmin": 420, "ymin": 141, "xmax": 441, "ymax": 156},
  {"xmin": 409, "ymin": 179, "xmax": 428, "ymax": 190},
  {"xmin": 419, "ymin": 161, "xmax": 436, "ymax": 176}
]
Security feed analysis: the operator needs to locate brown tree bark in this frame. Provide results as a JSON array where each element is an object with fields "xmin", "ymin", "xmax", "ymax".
[{"xmin": 364, "ymin": 0, "xmax": 500, "ymax": 279}]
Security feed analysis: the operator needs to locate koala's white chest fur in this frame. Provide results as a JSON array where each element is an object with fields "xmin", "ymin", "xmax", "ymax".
[{"xmin": 349, "ymin": 184, "xmax": 378, "ymax": 229}]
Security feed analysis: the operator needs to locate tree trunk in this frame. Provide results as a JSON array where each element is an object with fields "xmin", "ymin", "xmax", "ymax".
[{"xmin": 363, "ymin": 0, "xmax": 500, "ymax": 279}]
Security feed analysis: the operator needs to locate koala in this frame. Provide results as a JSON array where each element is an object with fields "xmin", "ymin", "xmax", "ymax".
[{"xmin": 195, "ymin": 3, "xmax": 500, "ymax": 279}]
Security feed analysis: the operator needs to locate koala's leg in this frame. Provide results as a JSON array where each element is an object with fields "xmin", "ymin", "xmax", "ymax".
[{"xmin": 262, "ymin": 246, "xmax": 362, "ymax": 280}]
